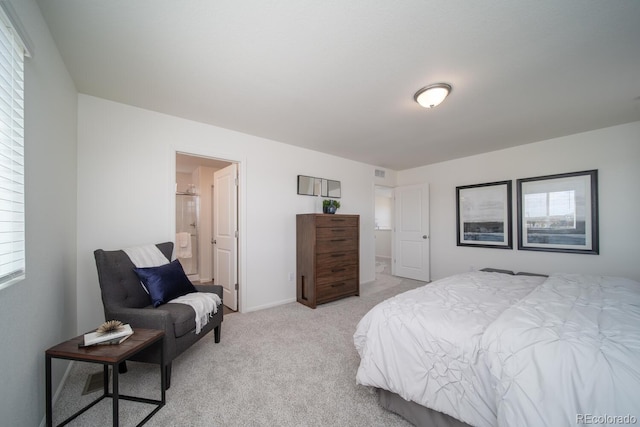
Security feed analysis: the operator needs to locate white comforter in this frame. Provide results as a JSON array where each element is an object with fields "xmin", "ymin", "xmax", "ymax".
[
  {"xmin": 354, "ymin": 271, "xmax": 640, "ymax": 427},
  {"xmin": 482, "ymin": 273, "xmax": 640, "ymax": 426}
]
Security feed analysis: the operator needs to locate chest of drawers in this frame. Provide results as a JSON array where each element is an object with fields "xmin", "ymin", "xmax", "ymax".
[{"xmin": 296, "ymin": 214, "xmax": 360, "ymax": 308}]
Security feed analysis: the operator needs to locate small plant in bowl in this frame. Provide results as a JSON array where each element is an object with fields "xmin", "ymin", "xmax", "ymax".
[{"xmin": 322, "ymin": 199, "xmax": 341, "ymax": 214}]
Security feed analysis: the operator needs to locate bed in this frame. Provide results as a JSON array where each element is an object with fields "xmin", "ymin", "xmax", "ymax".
[{"xmin": 354, "ymin": 270, "xmax": 640, "ymax": 427}]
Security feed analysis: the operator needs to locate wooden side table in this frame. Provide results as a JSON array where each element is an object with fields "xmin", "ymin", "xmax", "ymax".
[{"xmin": 46, "ymin": 328, "xmax": 165, "ymax": 427}]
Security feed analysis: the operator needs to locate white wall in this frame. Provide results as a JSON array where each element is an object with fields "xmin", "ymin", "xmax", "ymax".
[
  {"xmin": 375, "ymin": 230, "xmax": 392, "ymax": 258},
  {"xmin": 375, "ymin": 193, "xmax": 392, "ymax": 230},
  {"xmin": 77, "ymin": 95, "xmax": 379, "ymax": 331},
  {"xmin": 374, "ymin": 189, "xmax": 393, "ymax": 258},
  {"xmin": 398, "ymin": 121, "xmax": 640, "ymax": 282},
  {"xmin": 176, "ymin": 172, "xmax": 193, "ymax": 193},
  {"xmin": 0, "ymin": 1, "xmax": 78, "ymax": 425}
]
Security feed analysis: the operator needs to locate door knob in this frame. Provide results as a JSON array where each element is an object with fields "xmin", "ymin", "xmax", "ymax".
[{"xmin": 422, "ymin": 235, "xmax": 428, "ymax": 239}]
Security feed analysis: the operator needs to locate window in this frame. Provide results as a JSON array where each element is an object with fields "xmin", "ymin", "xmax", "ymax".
[{"xmin": 0, "ymin": 2, "xmax": 30, "ymax": 290}]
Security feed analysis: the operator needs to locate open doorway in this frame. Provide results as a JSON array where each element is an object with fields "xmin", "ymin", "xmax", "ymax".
[
  {"xmin": 374, "ymin": 185, "xmax": 393, "ymax": 278},
  {"xmin": 176, "ymin": 153, "xmax": 239, "ymax": 313}
]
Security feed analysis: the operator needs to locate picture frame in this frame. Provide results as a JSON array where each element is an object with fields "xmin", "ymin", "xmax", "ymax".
[
  {"xmin": 517, "ymin": 170, "xmax": 598, "ymax": 254},
  {"xmin": 297, "ymin": 175, "xmax": 341, "ymax": 198},
  {"xmin": 297, "ymin": 175, "xmax": 320, "ymax": 196},
  {"xmin": 456, "ymin": 180, "xmax": 512, "ymax": 249},
  {"xmin": 321, "ymin": 179, "xmax": 341, "ymax": 198}
]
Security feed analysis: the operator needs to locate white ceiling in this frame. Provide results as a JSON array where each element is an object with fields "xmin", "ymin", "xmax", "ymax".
[{"xmin": 37, "ymin": 0, "xmax": 640, "ymax": 171}]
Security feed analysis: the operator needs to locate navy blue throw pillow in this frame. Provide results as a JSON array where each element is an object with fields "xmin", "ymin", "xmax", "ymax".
[{"xmin": 133, "ymin": 260, "xmax": 197, "ymax": 307}]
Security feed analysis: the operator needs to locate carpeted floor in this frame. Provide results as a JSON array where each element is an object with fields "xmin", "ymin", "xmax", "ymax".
[{"xmin": 53, "ymin": 271, "xmax": 424, "ymax": 426}]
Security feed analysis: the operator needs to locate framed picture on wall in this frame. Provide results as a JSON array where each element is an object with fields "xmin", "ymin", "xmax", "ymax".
[
  {"xmin": 517, "ymin": 170, "xmax": 598, "ymax": 254},
  {"xmin": 456, "ymin": 180, "xmax": 512, "ymax": 249}
]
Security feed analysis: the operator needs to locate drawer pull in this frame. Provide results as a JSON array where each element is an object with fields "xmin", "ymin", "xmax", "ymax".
[
  {"xmin": 331, "ymin": 282, "xmax": 346, "ymax": 288},
  {"xmin": 332, "ymin": 268, "xmax": 346, "ymax": 273},
  {"xmin": 330, "ymin": 253, "xmax": 346, "ymax": 258},
  {"xmin": 330, "ymin": 239, "xmax": 347, "ymax": 242},
  {"xmin": 331, "ymin": 229, "xmax": 346, "ymax": 232}
]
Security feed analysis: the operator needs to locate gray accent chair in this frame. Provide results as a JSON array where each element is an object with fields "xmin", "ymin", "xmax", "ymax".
[{"xmin": 94, "ymin": 241, "xmax": 223, "ymax": 389}]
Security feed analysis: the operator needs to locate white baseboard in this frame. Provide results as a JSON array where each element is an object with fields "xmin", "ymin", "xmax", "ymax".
[
  {"xmin": 39, "ymin": 360, "xmax": 74, "ymax": 427},
  {"xmin": 244, "ymin": 297, "xmax": 296, "ymax": 313}
]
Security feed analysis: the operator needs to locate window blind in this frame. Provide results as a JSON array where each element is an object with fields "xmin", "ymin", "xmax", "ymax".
[{"xmin": 0, "ymin": 5, "xmax": 25, "ymax": 289}]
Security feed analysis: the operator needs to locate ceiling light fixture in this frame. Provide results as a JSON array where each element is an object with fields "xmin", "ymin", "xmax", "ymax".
[{"xmin": 414, "ymin": 83, "xmax": 452, "ymax": 109}]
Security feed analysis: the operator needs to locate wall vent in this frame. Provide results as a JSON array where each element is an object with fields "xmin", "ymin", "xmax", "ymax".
[
  {"xmin": 83, "ymin": 371, "xmax": 107, "ymax": 395},
  {"xmin": 374, "ymin": 169, "xmax": 386, "ymax": 178}
]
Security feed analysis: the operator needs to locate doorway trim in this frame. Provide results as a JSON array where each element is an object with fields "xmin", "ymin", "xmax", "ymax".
[{"xmin": 169, "ymin": 145, "xmax": 247, "ymax": 313}]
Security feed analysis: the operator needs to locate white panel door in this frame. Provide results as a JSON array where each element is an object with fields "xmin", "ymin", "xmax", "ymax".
[
  {"xmin": 394, "ymin": 183, "xmax": 430, "ymax": 281},
  {"xmin": 214, "ymin": 163, "xmax": 238, "ymax": 310}
]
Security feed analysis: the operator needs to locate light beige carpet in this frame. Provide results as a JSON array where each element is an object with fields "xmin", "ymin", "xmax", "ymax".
[{"xmin": 53, "ymin": 274, "xmax": 424, "ymax": 426}]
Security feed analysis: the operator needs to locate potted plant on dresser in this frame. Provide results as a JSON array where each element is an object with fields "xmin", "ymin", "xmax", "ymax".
[{"xmin": 322, "ymin": 199, "xmax": 340, "ymax": 214}]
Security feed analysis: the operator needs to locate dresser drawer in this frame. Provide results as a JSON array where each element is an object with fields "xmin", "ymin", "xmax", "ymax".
[
  {"xmin": 316, "ymin": 263, "xmax": 357, "ymax": 286},
  {"xmin": 316, "ymin": 227, "xmax": 358, "ymax": 254},
  {"xmin": 316, "ymin": 251, "xmax": 358, "ymax": 269},
  {"xmin": 316, "ymin": 226, "xmax": 358, "ymax": 240},
  {"xmin": 317, "ymin": 278, "xmax": 358, "ymax": 302},
  {"xmin": 316, "ymin": 237, "xmax": 358, "ymax": 254},
  {"xmin": 316, "ymin": 215, "xmax": 358, "ymax": 228}
]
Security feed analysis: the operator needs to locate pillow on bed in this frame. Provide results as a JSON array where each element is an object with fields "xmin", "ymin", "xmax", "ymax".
[
  {"xmin": 516, "ymin": 271, "xmax": 549, "ymax": 277},
  {"xmin": 480, "ymin": 267, "xmax": 514, "ymax": 275},
  {"xmin": 133, "ymin": 259, "xmax": 197, "ymax": 307}
]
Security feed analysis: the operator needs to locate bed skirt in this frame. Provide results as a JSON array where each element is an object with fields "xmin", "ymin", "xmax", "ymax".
[{"xmin": 378, "ymin": 389, "xmax": 472, "ymax": 427}]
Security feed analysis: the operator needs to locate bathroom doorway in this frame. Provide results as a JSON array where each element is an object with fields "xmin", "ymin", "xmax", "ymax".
[
  {"xmin": 374, "ymin": 185, "xmax": 393, "ymax": 277},
  {"xmin": 176, "ymin": 153, "xmax": 239, "ymax": 311}
]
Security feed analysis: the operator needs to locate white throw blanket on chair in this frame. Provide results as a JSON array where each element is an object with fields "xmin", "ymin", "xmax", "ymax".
[
  {"xmin": 169, "ymin": 292, "xmax": 221, "ymax": 334},
  {"xmin": 123, "ymin": 244, "xmax": 169, "ymax": 268}
]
